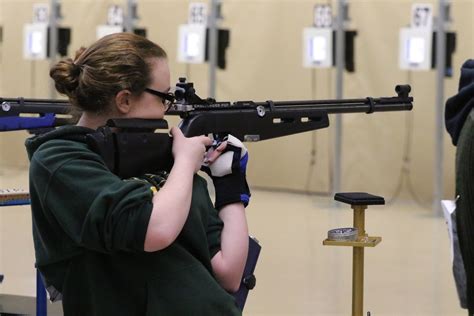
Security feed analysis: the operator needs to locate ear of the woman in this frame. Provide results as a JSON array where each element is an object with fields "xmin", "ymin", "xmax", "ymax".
[{"xmin": 115, "ymin": 90, "xmax": 132, "ymax": 114}]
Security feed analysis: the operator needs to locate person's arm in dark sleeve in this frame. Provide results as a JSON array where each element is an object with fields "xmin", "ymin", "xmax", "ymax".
[{"xmin": 40, "ymin": 154, "xmax": 154, "ymax": 253}]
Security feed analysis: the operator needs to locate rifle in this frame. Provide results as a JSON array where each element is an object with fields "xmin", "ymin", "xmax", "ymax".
[
  {"xmin": 0, "ymin": 78, "xmax": 413, "ymax": 310},
  {"xmin": 1, "ymin": 78, "xmax": 414, "ymax": 178}
]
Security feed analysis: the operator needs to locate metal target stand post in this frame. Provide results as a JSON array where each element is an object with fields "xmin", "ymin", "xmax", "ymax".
[{"xmin": 323, "ymin": 192, "xmax": 385, "ymax": 316}]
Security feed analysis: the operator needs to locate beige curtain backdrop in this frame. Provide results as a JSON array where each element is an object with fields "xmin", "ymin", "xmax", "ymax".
[{"xmin": 1, "ymin": 0, "xmax": 473, "ymax": 202}]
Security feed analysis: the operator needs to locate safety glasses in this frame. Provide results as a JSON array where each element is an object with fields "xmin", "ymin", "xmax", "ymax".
[{"xmin": 144, "ymin": 87, "xmax": 175, "ymax": 112}]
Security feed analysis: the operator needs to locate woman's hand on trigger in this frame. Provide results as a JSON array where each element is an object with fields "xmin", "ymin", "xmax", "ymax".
[
  {"xmin": 205, "ymin": 141, "xmax": 228, "ymax": 164},
  {"xmin": 170, "ymin": 127, "xmax": 212, "ymax": 173}
]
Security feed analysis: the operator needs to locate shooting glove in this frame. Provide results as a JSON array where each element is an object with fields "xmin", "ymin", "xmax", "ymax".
[{"xmin": 202, "ymin": 135, "xmax": 251, "ymax": 210}]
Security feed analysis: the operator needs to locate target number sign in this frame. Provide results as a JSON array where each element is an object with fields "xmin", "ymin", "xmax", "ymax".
[{"xmin": 314, "ymin": 4, "xmax": 332, "ymax": 29}]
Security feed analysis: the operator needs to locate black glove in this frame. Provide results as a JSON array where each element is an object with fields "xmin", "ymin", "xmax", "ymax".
[{"xmin": 202, "ymin": 135, "xmax": 251, "ymax": 210}]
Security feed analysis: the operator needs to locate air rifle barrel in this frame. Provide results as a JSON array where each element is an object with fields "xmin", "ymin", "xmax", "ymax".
[
  {"xmin": 1, "ymin": 97, "xmax": 412, "ymax": 115},
  {"xmin": 166, "ymin": 97, "xmax": 413, "ymax": 114},
  {"xmin": 1, "ymin": 97, "xmax": 70, "ymax": 115}
]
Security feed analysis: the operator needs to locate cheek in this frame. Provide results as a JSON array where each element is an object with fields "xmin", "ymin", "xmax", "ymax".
[
  {"xmin": 148, "ymin": 104, "xmax": 166, "ymax": 118},
  {"xmin": 146, "ymin": 106, "xmax": 166, "ymax": 118},
  {"xmin": 128, "ymin": 98, "xmax": 165, "ymax": 119},
  {"xmin": 132, "ymin": 106, "xmax": 164, "ymax": 119}
]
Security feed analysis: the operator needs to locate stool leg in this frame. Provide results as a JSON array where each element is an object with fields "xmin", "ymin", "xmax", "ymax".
[{"xmin": 352, "ymin": 206, "xmax": 366, "ymax": 316}]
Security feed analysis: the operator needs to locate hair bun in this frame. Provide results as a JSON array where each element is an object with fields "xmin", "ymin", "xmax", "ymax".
[
  {"xmin": 49, "ymin": 58, "xmax": 81, "ymax": 96},
  {"xmin": 71, "ymin": 62, "xmax": 82, "ymax": 76}
]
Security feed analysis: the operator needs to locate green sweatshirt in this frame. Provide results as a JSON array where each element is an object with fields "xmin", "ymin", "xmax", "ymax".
[{"xmin": 25, "ymin": 126, "xmax": 240, "ymax": 316}]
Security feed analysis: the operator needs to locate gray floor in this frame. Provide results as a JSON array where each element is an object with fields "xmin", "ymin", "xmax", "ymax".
[
  {"xmin": 0, "ymin": 294, "xmax": 63, "ymax": 316},
  {"xmin": 0, "ymin": 168, "xmax": 466, "ymax": 315}
]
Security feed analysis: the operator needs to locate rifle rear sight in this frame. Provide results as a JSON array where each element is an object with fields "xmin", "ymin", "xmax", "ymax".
[{"xmin": 175, "ymin": 77, "xmax": 215, "ymax": 106}]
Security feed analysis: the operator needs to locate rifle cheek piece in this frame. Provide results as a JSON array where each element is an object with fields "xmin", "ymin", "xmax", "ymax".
[{"xmin": 86, "ymin": 119, "xmax": 174, "ymax": 179}]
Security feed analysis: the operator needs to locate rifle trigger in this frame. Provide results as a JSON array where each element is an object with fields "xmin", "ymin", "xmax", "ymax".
[{"xmin": 210, "ymin": 139, "xmax": 221, "ymax": 149}]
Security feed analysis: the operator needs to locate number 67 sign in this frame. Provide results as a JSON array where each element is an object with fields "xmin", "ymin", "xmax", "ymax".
[{"xmin": 411, "ymin": 3, "xmax": 433, "ymax": 31}]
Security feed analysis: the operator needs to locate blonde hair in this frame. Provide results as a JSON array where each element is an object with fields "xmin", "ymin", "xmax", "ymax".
[{"xmin": 50, "ymin": 33, "xmax": 167, "ymax": 113}]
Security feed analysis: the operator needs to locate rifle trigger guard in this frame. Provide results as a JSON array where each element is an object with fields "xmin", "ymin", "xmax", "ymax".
[
  {"xmin": 256, "ymin": 105, "xmax": 266, "ymax": 117},
  {"xmin": 366, "ymin": 97, "xmax": 375, "ymax": 114}
]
